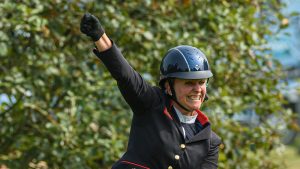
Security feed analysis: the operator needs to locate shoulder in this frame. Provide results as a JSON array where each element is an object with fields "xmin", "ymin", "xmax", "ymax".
[{"xmin": 210, "ymin": 131, "xmax": 222, "ymax": 147}]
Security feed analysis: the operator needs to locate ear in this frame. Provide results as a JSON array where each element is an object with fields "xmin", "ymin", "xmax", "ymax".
[{"xmin": 164, "ymin": 81, "xmax": 172, "ymax": 95}]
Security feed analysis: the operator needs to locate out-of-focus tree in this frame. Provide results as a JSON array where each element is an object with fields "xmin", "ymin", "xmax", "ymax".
[{"xmin": 0, "ymin": 0, "xmax": 293, "ymax": 168}]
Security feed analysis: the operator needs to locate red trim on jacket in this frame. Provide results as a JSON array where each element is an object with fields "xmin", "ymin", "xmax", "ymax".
[
  {"xmin": 163, "ymin": 107, "xmax": 173, "ymax": 120},
  {"xmin": 163, "ymin": 99, "xmax": 174, "ymax": 120},
  {"xmin": 196, "ymin": 109, "xmax": 209, "ymax": 126},
  {"xmin": 121, "ymin": 160, "xmax": 150, "ymax": 169}
]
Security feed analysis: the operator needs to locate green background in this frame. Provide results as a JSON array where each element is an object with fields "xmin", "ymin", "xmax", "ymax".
[{"xmin": 0, "ymin": 0, "xmax": 296, "ymax": 168}]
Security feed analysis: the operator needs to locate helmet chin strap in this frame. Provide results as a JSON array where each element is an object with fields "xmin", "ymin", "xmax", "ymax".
[{"xmin": 167, "ymin": 79, "xmax": 193, "ymax": 112}]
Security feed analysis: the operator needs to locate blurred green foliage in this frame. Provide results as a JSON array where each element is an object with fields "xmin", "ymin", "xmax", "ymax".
[{"xmin": 0, "ymin": 0, "xmax": 294, "ymax": 168}]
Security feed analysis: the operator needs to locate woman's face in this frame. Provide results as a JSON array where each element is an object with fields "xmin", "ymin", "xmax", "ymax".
[{"xmin": 166, "ymin": 78, "xmax": 207, "ymax": 115}]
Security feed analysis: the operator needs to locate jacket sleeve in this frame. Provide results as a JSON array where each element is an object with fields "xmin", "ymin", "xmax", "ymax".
[
  {"xmin": 201, "ymin": 132, "xmax": 222, "ymax": 169},
  {"xmin": 93, "ymin": 41, "xmax": 162, "ymax": 114}
]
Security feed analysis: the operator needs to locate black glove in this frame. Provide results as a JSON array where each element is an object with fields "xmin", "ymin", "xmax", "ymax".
[{"xmin": 80, "ymin": 13, "xmax": 104, "ymax": 41}]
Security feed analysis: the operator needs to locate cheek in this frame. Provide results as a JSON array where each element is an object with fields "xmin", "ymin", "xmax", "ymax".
[
  {"xmin": 199, "ymin": 87, "xmax": 207, "ymax": 98},
  {"xmin": 174, "ymin": 87, "xmax": 187, "ymax": 98}
]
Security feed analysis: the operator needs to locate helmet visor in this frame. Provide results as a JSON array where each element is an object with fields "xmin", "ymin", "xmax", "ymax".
[{"xmin": 161, "ymin": 71, "xmax": 213, "ymax": 80}]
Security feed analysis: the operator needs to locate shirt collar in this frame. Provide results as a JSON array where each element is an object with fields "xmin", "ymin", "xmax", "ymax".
[{"xmin": 173, "ymin": 106, "xmax": 198, "ymax": 124}]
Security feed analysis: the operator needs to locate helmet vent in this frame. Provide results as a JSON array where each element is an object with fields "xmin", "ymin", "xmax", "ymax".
[{"xmin": 174, "ymin": 48, "xmax": 191, "ymax": 72}]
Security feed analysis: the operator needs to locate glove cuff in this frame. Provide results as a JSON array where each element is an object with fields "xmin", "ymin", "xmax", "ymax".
[{"xmin": 92, "ymin": 26, "xmax": 105, "ymax": 41}]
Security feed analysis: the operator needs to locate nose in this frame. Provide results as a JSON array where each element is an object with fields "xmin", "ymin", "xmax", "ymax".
[{"xmin": 193, "ymin": 83, "xmax": 202, "ymax": 92}]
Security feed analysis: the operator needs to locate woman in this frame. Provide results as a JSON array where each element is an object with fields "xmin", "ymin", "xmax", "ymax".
[{"xmin": 80, "ymin": 13, "xmax": 221, "ymax": 169}]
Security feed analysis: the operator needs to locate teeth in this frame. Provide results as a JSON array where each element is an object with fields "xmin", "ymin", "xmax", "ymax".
[{"xmin": 189, "ymin": 96, "xmax": 201, "ymax": 100}]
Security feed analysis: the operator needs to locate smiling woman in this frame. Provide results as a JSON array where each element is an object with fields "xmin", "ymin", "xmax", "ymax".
[{"xmin": 80, "ymin": 13, "xmax": 221, "ymax": 169}]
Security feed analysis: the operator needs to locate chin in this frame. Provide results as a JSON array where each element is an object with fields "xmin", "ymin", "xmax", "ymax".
[{"xmin": 188, "ymin": 104, "xmax": 201, "ymax": 110}]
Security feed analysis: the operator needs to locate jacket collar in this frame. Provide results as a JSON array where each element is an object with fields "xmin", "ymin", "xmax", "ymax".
[
  {"xmin": 187, "ymin": 124, "xmax": 211, "ymax": 143},
  {"xmin": 164, "ymin": 96, "xmax": 211, "ymax": 143}
]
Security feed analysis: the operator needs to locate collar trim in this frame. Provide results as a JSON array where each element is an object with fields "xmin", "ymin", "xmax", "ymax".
[{"xmin": 196, "ymin": 109, "xmax": 209, "ymax": 126}]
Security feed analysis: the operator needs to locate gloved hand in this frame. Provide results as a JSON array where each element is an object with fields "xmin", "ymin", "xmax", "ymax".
[{"xmin": 80, "ymin": 13, "xmax": 104, "ymax": 41}]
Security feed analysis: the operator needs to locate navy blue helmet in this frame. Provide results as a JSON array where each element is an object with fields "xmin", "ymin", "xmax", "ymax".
[{"xmin": 159, "ymin": 45, "xmax": 213, "ymax": 87}]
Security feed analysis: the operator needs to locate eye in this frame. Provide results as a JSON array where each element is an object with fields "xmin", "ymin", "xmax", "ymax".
[
  {"xmin": 184, "ymin": 80, "xmax": 206, "ymax": 86},
  {"xmin": 185, "ymin": 81, "xmax": 194, "ymax": 85},
  {"xmin": 199, "ymin": 81, "xmax": 206, "ymax": 85}
]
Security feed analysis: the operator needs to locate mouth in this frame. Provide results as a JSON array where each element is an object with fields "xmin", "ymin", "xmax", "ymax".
[{"xmin": 187, "ymin": 95, "xmax": 202, "ymax": 101}]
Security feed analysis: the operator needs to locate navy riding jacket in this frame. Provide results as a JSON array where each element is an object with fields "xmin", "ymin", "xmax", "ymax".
[{"xmin": 94, "ymin": 41, "xmax": 222, "ymax": 169}]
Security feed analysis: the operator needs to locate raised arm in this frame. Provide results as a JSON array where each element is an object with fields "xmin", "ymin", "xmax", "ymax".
[{"xmin": 80, "ymin": 13, "xmax": 162, "ymax": 114}]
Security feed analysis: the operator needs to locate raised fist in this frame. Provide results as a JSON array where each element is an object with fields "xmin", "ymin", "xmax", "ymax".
[{"xmin": 80, "ymin": 13, "xmax": 104, "ymax": 41}]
